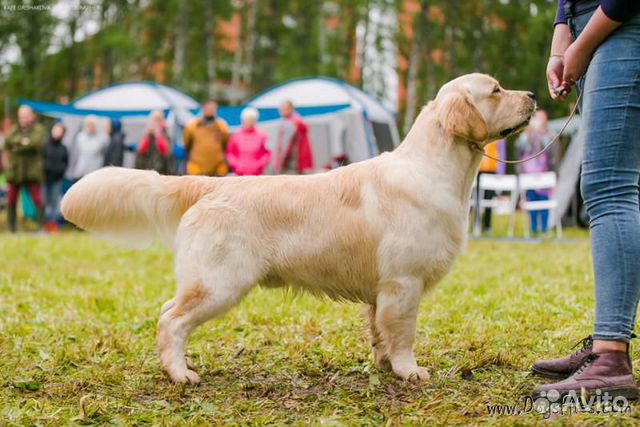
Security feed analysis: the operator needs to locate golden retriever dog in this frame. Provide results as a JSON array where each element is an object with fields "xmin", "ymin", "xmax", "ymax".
[{"xmin": 61, "ymin": 73, "xmax": 535, "ymax": 384}]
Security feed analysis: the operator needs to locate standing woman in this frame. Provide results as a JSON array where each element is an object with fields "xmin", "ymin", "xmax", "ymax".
[
  {"xmin": 43, "ymin": 123, "xmax": 68, "ymax": 233},
  {"xmin": 66, "ymin": 115, "xmax": 109, "ymax": 184},
  {"xmin": 226, "ymin": 108, "xmax": 271, "ymax": 176},
  {"xmin": 104, "ymin": 119, "xmax": 126, "ymax": 167},
  {"xmin": 533, "ymin": 1, "xmax": 640, "ymax": 399}
]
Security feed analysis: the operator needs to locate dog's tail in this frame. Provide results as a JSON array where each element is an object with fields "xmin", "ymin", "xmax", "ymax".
[{"xmin": 61, "ymin": 167, "xmax": 215, "ymax": 248}]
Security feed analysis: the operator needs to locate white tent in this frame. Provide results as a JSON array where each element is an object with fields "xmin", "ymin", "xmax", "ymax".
[
  {"xmin": 247, "ymin": 77, "xmax": 400, "ymax": 170},
  {"xmin": 73, "ymin": 82, "xmax": 199, "ymax": 112},
  {"xmin": 22, "ymin": 82, "xmax": 200, "ymax": 168}
]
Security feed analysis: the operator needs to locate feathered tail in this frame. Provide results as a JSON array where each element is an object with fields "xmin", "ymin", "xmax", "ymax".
[{"xmin": 61, "ymin": 167, "xmax": 214, "ymax": 247}]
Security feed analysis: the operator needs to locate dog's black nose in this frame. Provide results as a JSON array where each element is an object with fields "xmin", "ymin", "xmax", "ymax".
[{"xmin": 526, "ymin": 92, "xmax": 536, "ymax": 101}]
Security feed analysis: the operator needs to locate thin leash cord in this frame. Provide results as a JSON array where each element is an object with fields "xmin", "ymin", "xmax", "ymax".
[{"xmin": 474, "ymin": 91, "xmax": 582, "ymax": 165}]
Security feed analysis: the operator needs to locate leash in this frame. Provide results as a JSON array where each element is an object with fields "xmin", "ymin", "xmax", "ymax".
[{"xmin": 472, "ymin": 91, "xmax": 582, "ymax": 165}]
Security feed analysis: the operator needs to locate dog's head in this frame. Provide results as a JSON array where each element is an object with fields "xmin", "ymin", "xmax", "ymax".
[{"xmin": 435, "ymin": 73, "xmax": 536, "ymax": 145}]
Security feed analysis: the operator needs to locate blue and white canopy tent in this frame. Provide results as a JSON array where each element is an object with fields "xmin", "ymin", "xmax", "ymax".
[
  {"xmin": 247, "ymin": 77, "xmax": 400, "ymax": 169},
  {"xmin": 20, "ymin": 82, "xmax": 202, "ymax": 167},
  {"xmin": 21, "ymin": 78, "xmax": 397, "ymax": 172}
]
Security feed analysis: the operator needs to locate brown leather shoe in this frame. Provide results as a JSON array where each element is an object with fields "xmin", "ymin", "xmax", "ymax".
[
  {"xmin": 533, "ymin": 351, "xmax": 638, "ymax": 400},
  {"xmin": 532, "ymin": 336, "xmax": 593, "ymax": 379}
]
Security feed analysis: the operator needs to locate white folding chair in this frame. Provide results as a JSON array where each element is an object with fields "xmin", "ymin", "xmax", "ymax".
[
  {"xmin": 473, "ymin": 174, "xmax": 518, "ymax": 237},
  {"xmin": 519, "ymin": 172, "xmax": 562, "ymax": 239},
  {"xmin": 470, "ymin": 180, "xmax": 477, "ymax": 210}
]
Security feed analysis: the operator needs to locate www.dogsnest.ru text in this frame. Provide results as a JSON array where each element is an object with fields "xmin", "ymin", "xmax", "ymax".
[{"xmin": 486, "ymin": 394, "xmax": 632, "ymax": 419}]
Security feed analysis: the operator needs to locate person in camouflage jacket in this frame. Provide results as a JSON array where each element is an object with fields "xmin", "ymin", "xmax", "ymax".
[{"xmin": 3, "ymin": 105, "xmax": 46, "ymax": 232}]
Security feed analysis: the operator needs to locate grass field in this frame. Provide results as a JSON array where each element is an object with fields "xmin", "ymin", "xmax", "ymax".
[{"xmin": 1, "ymin": 229, "xmax": 639, "ymax": 426}]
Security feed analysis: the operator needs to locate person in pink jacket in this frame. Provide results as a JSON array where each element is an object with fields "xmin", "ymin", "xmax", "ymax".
[{"xmin": 226, "ymin": 108, "xmax": 271, "ymax": 176}]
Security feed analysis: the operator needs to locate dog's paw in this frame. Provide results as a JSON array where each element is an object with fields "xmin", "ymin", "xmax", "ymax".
[
  {"xmin": 407, "ymin": 367, "xmax": 430, "ymax": 382},
  {"xmin": 394, "ymin": 366, "xmax": 430, "ymax": 382},
  {"xmin": 169, "ymin": 369, "xmax": 201, "ymax": 385}
]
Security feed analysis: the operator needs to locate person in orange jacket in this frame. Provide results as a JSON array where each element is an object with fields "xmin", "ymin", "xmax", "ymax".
[{"xmin": 183, "ymin": 100, "xmax": 229, "ymax": 177}]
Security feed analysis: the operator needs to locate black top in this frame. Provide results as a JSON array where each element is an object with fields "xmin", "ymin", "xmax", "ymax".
[
  {"xmin": 556, "ymin": 0, "xmax": 640, "ymax": 25},
  {"xmin": 43, "ymin": 138, "xmax": 69, "ymax": 183},
  {"xmin": 104, "ymin": 130, "xmax": 126, "ymax": 167}
]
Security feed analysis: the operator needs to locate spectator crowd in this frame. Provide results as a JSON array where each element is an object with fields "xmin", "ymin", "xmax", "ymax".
[{"xmin": 0, "ymin": 99, "xmax": 314, "ymax": 233}]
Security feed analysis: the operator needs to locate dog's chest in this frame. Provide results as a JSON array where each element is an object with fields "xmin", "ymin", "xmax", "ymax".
[{"xmin": 379, "ymin": 209, "xmax": 466, "ymax": 284}]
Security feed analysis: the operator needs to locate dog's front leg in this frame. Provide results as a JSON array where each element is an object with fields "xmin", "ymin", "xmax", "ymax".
[{"xmin": 375, "ymin": 277, "xmax": 429, "ymax": 382}]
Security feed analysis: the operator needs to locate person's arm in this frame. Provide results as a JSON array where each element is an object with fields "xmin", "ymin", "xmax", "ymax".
[
  {"xmin": 259, "ymin": 134, "xmax": 271, "ymax": 167},
  {"xmin": 1, "ymin": 132, "xmax": 13, "ymax": 167},
  {"xmin": 183, "ymin": 121, "xmax": 194, "ymax": 151},
  {"xmin": 3, "ymin": 129, "xmax": 16, "ymax": 151},
  {"xmin": 225, "ymin": 135, "xmax": 238, "ymax": 168},
  {"xmin": 218, "ymin": 120, "xmax": 229, "ymax": 149},
  {"xmin": 547, "ymin": 23, "xmax": 573, "ymax": 100},
  {"xmin": 563, "ymin": 7, "xmax": 623, "ymax": 84},
  {"xmin": 35, "ymin": 125, "xmax": 47, "ymax": 149}
]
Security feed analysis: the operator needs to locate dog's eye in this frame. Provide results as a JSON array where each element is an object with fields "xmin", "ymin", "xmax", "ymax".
[{"xmin": 492, "ymin": 86, "xmax": 501, "ymax": 94}]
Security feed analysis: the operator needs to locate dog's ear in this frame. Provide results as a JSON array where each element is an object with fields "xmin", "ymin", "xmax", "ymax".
[{"xmin": 437, "ymin": 92, "xmax": 488, "ymax": 142}]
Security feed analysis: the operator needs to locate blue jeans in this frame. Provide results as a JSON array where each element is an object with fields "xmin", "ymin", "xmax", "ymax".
[
  {"xmin": 44, "ymin": 180, "xmax": 63, "ymax": 222},
  {"xmin": 570, "ymin": 12, "xmax": 640, "ymax": 342},
  {"xmin": 525, "ymin": 190, "xmax": 549, "ymax": 233}
]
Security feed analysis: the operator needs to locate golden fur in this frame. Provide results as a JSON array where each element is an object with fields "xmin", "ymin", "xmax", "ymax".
[{"xmin": 61, "ymin": 74, "xmax": 536, "ymax": 384}]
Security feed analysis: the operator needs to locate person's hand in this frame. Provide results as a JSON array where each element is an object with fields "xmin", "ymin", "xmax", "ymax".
[
  {"xmin": 547, "ymin": 55, "xmax": 570, "ymax": 101},
  {"xmin": 563, "ymin": 41, "xmax": 593, "ymax": 87}
]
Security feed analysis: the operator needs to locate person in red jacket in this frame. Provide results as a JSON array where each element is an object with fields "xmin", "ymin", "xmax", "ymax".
[
  {"xmin": 274, "ymin": 100, "xmax": 314, "ymax": 174},
  {"xmin": 135, "ymin": 110, "xmax": 172, "ymax": 174}
]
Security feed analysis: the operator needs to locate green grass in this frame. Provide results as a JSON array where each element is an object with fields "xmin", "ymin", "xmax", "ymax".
[{"xmin": 1, "ymin": 229, "xmax": 639, "ymax": 426}]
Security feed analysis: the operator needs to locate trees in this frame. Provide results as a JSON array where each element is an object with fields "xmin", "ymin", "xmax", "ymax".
[
  {"xmin": 396, "ymin": 0, "xmax": 561, "ymax": 132},
  {"xmin": 0, "ymin": 0, "xmax": 56, "ymax": 99},
  {"xmin": 0, "ymin": 0, "xmax": 564, "ymax": 130}
]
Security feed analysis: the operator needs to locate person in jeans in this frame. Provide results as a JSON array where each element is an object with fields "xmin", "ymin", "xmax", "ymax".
[
  {"xmin": 3, "ymin": 105, "xmax": 46, "ymax": 232},
  {"xmin": 532, "ymin": 0, "xmax": 640, "ymax": 399},
  {"xmin": 517, "ymin": 111, "xmax": 557, "ymax": 235},
  {"xmin": 43, "ymin": 123, "xmax": 68, "ymax": 233}
]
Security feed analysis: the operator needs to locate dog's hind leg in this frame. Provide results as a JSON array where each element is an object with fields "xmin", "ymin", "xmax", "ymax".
[
  {"xmin": 361, "ymin": 304, "xmax": 391, "ymax": 372},
  {"xmin": 157, "ymin": 273, "xmax": 256, "ymax": 384},
  {"xmin": 159, "ymin": 297, "xmax": 197, "ymax": 371},
  {"xmin": 375, "ymin": 277, "xmax": 429, "ymax": 382}
]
